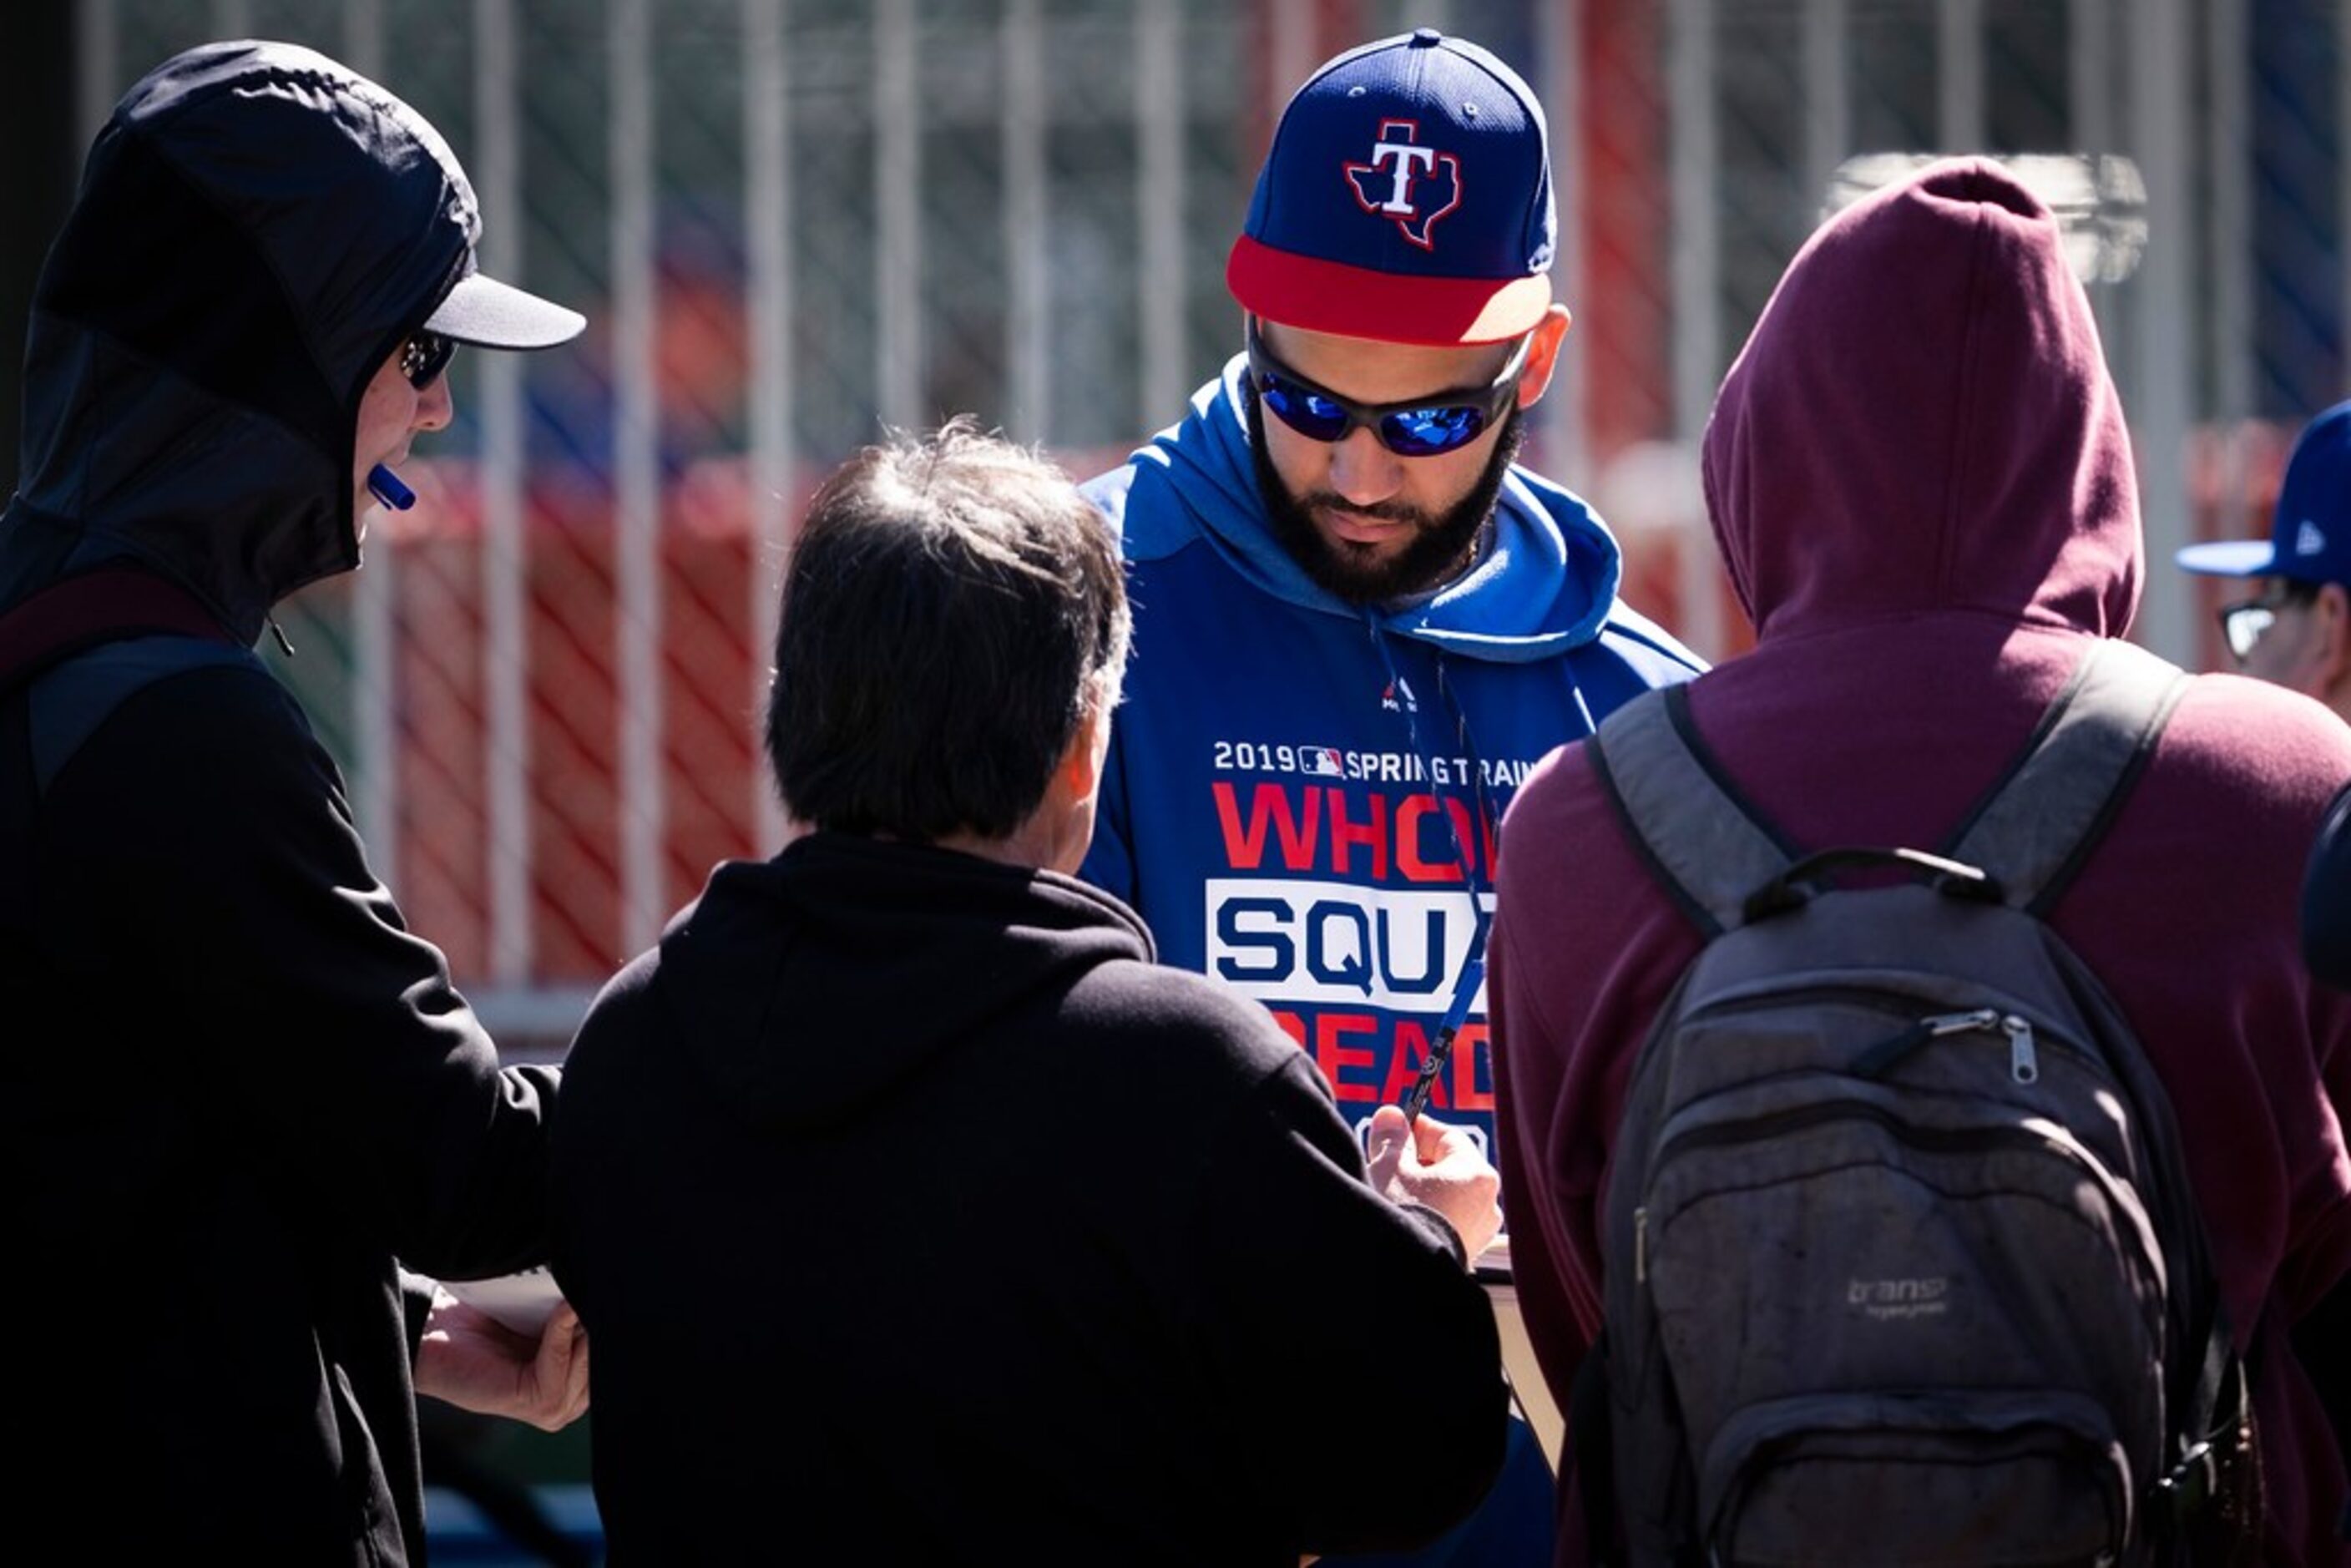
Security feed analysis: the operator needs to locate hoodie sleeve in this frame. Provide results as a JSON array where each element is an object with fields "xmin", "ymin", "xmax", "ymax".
[
  {"xmin": 1186, "ymin": 1048, "xmax": 1509, "ymax": 1556},
  {"xmin": 38, "ymin": 662, "xmax": 553, "ymax": 1280}
]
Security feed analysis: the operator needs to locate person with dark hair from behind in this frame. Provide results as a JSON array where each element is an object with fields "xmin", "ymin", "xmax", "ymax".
[{"xmin": 550, "ymin": 420, "xmax": 1510, "ymax": 1564}]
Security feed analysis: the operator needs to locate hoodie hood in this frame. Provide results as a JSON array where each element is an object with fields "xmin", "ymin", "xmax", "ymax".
[
  {"xmin": 1105, "ymin": 354, "xmax": 1625, "ymax": 664},
  {"xmin": 1701, "ymin": 158, "xmax": 2141, "ymax": 645},
  {"xmin": 653, "ymin": 835, "xmax": 1154, "ymax": 1134},
  {"xmin": 3, "ymin": 40, "xmax": 485, "ymax": 644}
]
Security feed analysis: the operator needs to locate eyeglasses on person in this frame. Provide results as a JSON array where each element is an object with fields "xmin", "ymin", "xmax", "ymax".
[
  {"xmin": 2217, "ymin": 578, "xmax": 2319, "ymax": 660},
  {"xmin": 400, "ymin": 327, "xmax": 457, "ymax": 390},
  {"xmin": 1245, "ymin": 317, "xmax": 1530, "ymax": 458}
]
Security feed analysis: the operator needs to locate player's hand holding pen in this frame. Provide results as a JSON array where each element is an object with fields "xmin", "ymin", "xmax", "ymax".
[{"xmin": 1364, "ymin": 1103, "xmax": 1503, "ymax": 1264}]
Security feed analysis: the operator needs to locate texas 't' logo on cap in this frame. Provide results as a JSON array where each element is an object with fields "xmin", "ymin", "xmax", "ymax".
[
  {"xmin": 1344, "ymin": 120, "xmax": 1461, "ymax": 250},
  {"xmin": 1226, "ymin": 29, "xmax": 1556, "ymax": 344}
]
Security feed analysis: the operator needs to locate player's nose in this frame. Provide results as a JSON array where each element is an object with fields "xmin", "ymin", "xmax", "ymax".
[{"xmin": 1327, "ymin": 426, "xmax": 1402, "ymax": 506}]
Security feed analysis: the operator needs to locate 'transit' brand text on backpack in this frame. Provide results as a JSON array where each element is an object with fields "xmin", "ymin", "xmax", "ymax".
[{"xmin": 1577, "ymin": 639, "xmax": 2254, "ymax": 1566}]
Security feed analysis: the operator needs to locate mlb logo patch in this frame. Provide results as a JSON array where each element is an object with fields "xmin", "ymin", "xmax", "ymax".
[{"xmin": 1302, "ymin": 746, "xmax": 1345, "ymax": 777}]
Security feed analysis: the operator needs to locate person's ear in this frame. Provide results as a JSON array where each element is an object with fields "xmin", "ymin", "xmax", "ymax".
[
  {"xmin": 2314, "ymin": 582, "xmax": 2351, "ymax": 706},
  {"xmin": 1057, "ymin": 701, "xmax": 1107, "ymax": 807},
  {"xmin": 1512, "ymin": 303, "xmax": 1573, "ymax": 412}
]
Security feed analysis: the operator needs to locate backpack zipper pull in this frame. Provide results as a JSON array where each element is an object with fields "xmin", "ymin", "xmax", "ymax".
[
  {"xmin": 2005, "ymin": 1014, "xmax": 2039, "ymax": 1084},
  {"xmin": 1854, "ymin": 1007, "xmax": 2002, "ymax": 1078}
]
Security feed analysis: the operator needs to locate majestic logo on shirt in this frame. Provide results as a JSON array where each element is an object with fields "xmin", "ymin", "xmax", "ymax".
[
  {"xmin": 1380, "ymin": 675, "xmax": 1418, "ymax": 714},
  {"xmin": 2298, "ymin": 518, "xmax": 2328, "ymax": 557},
  {"xmin": 1344, "ymin": 120, "xmax": 1462, "ymax": 250}
]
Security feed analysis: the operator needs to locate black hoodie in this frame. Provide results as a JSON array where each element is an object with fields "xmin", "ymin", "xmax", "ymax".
[
  {"xmin": 0, "ymin": 43, "xmax": 555, "ymax": 1565},
  {"xmin": 553, "ymin": 833, "xmax": 1509, "ymax": 1565}
]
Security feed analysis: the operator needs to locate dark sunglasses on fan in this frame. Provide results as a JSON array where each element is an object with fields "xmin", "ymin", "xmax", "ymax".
[
  {"xmin": 400, "ymin": 327, "xmax": 457, "ymax": 389},
  {"xmin": 1246, "ymin": 316, "xmax": 1529, "ymax": 458}
]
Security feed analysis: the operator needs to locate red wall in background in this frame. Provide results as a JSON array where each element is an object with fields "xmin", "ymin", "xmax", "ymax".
[{"xmin": 382, "ymin": 463, "xmax": 776, "ymax": 984}]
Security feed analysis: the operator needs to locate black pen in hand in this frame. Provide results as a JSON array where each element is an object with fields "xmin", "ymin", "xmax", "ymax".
[{"xmin": 1398, "ymin": 1020, "xmax": 1464, "ymax": 1127}]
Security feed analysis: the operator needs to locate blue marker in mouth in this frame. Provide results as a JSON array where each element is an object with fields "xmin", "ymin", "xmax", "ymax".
[{"xmin": 367, "ymin": 463, "xmax": 417, "ymax": 511}]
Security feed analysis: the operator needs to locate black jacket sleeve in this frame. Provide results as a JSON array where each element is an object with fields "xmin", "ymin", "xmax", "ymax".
[
  {"xmin": 398, "ymin": 1267, "xmax": 440, "ymax": 1362},
  {"xmin": 2292, "ymin": 1267, "xmax": 2351, "ymax": 1527},
  {"xmin": 2303, "ymin": 782, "xmax": 2351, "ymax": 990},
  {"xmin": 42, "ymin": 662, "xmax": 554, "ymax": 1279},
  {"xmin": 1186, "ymin": 1050, "xmax": 1509, "ymax": 1557}
]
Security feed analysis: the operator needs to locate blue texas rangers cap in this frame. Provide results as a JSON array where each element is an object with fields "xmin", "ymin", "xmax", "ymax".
[
  {"xmin": 1226, "ymin": 28, "xmax": 1556, "ymax": 346},
  {"xmin": 2178, "ymin": 401, "xmax": 2351, "ymax": 584}
]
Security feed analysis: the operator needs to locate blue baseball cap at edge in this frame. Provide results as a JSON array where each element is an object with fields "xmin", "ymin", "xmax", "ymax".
[{"xmin": 2177, "ymin": 399, "xmax": 2351, "ymax": 585}]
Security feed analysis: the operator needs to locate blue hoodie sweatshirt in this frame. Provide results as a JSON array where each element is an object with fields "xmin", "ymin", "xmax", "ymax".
[{"xmin": 1080, "ymin": 357, "xmax": 1703, "ymax": 1160}]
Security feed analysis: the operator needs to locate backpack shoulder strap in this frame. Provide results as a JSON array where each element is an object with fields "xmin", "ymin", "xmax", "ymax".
[
  {"xmin": 0, "ymin": 565, "xmax": 232, "ymax": 695},
  {"xmin": 1590, "ymin": 683, "xmax": 1796, "ymax": 938},
  {"xmin": 27, "ymin": 635, "xmax": 261, "ymax": 794},
  {"xmin": 0, "ymin": 567, "xmax": 246, "ymax": 797},
  {"xmin": 1944, "ymin": 639, "xmax": 2187, "ymax": 915}
]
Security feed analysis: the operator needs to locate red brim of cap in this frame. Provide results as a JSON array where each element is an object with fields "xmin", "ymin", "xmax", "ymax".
[{"xmin": 1227, "ymin": 234, "xmax": 1553, "ymax": 346}]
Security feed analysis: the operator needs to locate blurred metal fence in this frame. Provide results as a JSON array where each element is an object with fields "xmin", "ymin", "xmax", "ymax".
[{"xmin": 71, "ymin": 0, "xmax": 2351, "ymax": 1043}]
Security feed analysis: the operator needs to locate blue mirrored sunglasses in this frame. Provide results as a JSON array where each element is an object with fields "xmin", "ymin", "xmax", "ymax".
[
  {"xmin": 1246, "ymin": 318, "xmax": 1530, "ymax": 458},
  {"xmin": 400, "ymin": 327, "xmax": 457, "ymax": 390}
]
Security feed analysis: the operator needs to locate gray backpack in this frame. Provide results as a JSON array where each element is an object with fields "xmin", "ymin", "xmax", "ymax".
[{"xmin": 1577, "ymin": 640, "xmax": 2254, "ymax": 1566}]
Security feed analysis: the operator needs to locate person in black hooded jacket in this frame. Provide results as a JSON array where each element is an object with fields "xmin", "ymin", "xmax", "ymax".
[
  {"xmin": 0, "ymin": 40, "xmax": 590, "ymax": 1565},
  {"xmin": 550, "ymin": 421, "xmax": 1511, "ymax": 1565}
]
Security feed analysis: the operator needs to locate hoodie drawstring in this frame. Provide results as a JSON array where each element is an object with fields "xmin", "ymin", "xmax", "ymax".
[{"xmin": 1562, "ymin": 656, "xmax": 1597, "ymax": 740}]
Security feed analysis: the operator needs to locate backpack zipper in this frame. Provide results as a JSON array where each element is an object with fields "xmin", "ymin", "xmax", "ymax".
[
  {"xmin": 1915, "ymin": 1009, "xmax": 2039, "ymax": 1084},
  {"xmin": 1691, "ymin": 986, "xmax": 2045, "ymax": 1040},
  {"xmin": 1844, "ymin": 1006, "xmax": 2045, "ymax": 1081},
  {"xmin": 1643, "ymin": 1097, "xmax": 2164, "ymax": 1296},
  {"xmin": 2004, "ymin": 1014, "xmax": 2039, "ymax": 1084},
  {"xmin": 1656, "ymin": 1094, "xmax": 2060, "ymax": 1166}
]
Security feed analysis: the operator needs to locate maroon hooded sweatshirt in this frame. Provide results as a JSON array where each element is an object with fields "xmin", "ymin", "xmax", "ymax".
[{"xmin": 1492, "ymin": 159, "xmax": 2351, "ymax": 1565}]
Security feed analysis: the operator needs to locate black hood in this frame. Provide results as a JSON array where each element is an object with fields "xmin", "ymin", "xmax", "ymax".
[
  {"xmin": 2, "ymin": 40, "xmax": 483, "ymax": 644},
  {"xmin": 655, "ymin": 834, "xmax": 1157, "ymax": 1133}
]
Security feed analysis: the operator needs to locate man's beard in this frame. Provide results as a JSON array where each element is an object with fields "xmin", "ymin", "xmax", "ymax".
[{"xmin": 1247, "ymin": 391, "xmax": 1524, "ymax": 607}]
